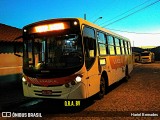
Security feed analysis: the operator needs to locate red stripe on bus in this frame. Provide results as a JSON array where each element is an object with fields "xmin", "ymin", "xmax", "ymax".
[{"xmin": 26, "ymin": 74, "xmax": 77, "ymax": 86}]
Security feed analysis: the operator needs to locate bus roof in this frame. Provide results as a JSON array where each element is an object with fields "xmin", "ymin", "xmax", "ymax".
[
  {"xmin": 77, "ymin": 18, "xmax": 130, "ymax": 41},
  {"xmin": 23, "ymin": 18, "xmax": 130, "ymax": 42}
]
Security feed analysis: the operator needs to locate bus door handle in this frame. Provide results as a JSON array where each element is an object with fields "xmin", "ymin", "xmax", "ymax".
[
  {"xmin": 86, "ymin": 74, "xmax": 101, "ymax": 79},
  {"xmin": 86, "ymin": 77, "xmax": 89, "ymax": 79}
]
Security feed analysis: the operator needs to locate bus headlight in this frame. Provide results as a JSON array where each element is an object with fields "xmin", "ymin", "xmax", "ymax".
[
  {"xmin": 75, "ymin": 76, "xmax": 82, "ymax": 82},
  {"xmin": 22, "ymin": 77, "xmax": 27, "ymax": 84},
  {"xmin": 22, "ymin": 77, "xmax": 26, "ymax": 82},
  {"xmin": 65, "ymin": 75, "xmax": 82, "ymax": 88}
]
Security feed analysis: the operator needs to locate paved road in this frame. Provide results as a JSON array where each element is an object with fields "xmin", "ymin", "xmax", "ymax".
[{"xmin": 1, "ymin": 62, "xmax": 160, "ymax": 120}]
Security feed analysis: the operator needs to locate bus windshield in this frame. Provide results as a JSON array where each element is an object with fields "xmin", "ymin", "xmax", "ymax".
[
  {"xmin": 141, "ymin": 53, "xmax": 149, "ymax": 56},
  {"xmin": 23, "ymin": 34, "xmax": 83, "ymax": 71}
]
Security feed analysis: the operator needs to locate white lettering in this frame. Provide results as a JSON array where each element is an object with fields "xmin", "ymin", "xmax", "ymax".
[
  {"xmin": 131, "ymin": 112, "xmax": 159, "ymax": 117},
  {"xmin": 144, "ymin": 113, "xmax": 158, "ymax": 117},
  {"xmin": 2, "ymin": 112, "xmax": 11, "ymax": 117},
  {"xmin": 131, "ymin": 113, "xmax": 141, "ymax": 116},
  {"xmin": 28, "ymin": 113, "xmax": 42, "ymax": 117},
  {"xmin": 2, "ymin": 112, "xmax": 42, "ymax": 118},
  {"xmin": 113, "ymin": 59, "xmax": 122, "ymax": 64}
]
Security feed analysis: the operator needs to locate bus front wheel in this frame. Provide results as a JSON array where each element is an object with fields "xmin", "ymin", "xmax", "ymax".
[{"xmin": 97, "ymin": 76, "xmax": 106, "ymax": 99}]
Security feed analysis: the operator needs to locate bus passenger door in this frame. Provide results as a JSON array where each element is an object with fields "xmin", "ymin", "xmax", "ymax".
[
  {"xmin": 85, "ymin": 56, "xmax": 100, "ymax": 97},
  {"xmin": 83, "ymin": 26, "xmax": 100, "ymax": 97}
]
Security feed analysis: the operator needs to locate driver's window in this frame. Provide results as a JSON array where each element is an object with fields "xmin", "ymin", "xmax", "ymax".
[{"xmin": 83, "ymin": 26, "xmax": 96, "ymax": 70}]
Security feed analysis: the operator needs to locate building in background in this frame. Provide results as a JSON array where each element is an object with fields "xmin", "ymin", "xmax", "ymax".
[{"xmin": 0, "ymin": 23, "xmax": 22, "ymax": 76}]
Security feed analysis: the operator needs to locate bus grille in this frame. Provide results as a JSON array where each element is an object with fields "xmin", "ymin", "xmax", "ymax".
[
  {"xmin": 33, "ymin": 84, "xmax": 63, "ymax": 87},
  {"xmin": 34, "ymin": 90, "xmax": 62, "ymax": 97}
]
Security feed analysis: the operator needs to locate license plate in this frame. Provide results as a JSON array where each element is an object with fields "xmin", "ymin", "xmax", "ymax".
[{"xmin": 42, "ymin": 90, "xmax": 52, "ymax": 95}]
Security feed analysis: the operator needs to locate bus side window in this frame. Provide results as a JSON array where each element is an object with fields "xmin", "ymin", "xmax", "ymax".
[
  {"xmin": 98, "ymin": 32, "xmax": 107, "ymax": 55},
  {"xmin": 83, "ymin": 26, "xmax": 96, "ymax": 70},
  {"xmin": 107, "ymin": 35, "xmax": 115, "ymax": 55},
  {"xmin": 105, "ymin": 35, "xmax": 109, "ymax": 54},
  {"xmin": 115, "ymin": 38, "xmax": 121, "ymax": 55},
  {"xmin": 128, "ymin": 42, "xmax": 131, "ymax": 54},
  {"xmin": 120, "ymin": 39, "xmax": 125, "ymax": 55},
  {"xmin": 123, "ymin": 41, "xmax": 127, "ymax": 54},
  {"xmin": 125, "ymin": 41, "xmax": 129, "ymax": 54}
]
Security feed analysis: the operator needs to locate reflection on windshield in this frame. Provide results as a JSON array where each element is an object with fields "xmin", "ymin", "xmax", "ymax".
[{"xmin": 24, "ymin": 34, "xmax": 83, "ymax": 69}]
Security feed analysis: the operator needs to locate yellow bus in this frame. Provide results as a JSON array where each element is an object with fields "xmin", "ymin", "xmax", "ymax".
[
  {"xmin": 15, "ymin": 18, "xmax": 133, "ymax": 99},
  {"xmin": 141, "ymin": 51, "xmax": 155, "ymax": 63}
]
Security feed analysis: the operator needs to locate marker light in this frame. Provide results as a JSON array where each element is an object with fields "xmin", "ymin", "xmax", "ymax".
[
  {"xmin": 75, "ymin": 76, "xmax": 82, "ymax": 82},
  {"xmin": 71, "ymin": 81, "xmax": 76, "ymax": 85},
  {"xmin": 74, "ymin": 21, "xmax": 78, "ymax": 25},
  {"xmin": 24, "ymin": 29, "xmax": 27, "ymax": 32},
  {"xmin": 35, "ymin": 23, "xmax": 65, "ymax": 33},
  {"xmin": 65, "ymin": 83, "xmax": 70, "ymax": 88}
]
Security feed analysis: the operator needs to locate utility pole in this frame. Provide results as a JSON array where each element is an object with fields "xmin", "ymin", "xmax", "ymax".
[{"xmin": 84, "ymin": 14, "xmax": 86, "ymax": 20}]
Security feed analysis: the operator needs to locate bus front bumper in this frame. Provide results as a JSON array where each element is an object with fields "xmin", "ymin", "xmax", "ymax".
[{"xmin": 22, "ymin": 81, "xmax": 87, "ymax": 99}]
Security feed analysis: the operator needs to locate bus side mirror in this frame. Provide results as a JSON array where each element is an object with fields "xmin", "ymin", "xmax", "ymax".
[{"xmin": 14, "ymin": 36, "xmax": 23, "ymax": 57}]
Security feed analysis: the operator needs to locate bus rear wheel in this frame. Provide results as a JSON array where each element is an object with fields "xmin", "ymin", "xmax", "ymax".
[
  {"xmin": 97, "ymin": 76, "xmax": 106, "ymax": 99},
  {"xmin": 124, "ymin": 65, "xmax": 130, "ymax": 82}
]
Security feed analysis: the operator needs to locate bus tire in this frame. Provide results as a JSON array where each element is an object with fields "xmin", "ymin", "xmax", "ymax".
[
  {"xmin": 97, "ymin": 76, "xmax": 106, "ymax": 99},
  {"xmin": 124, "ymin": 65, "xmax": 130, "ymax": 82}
]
